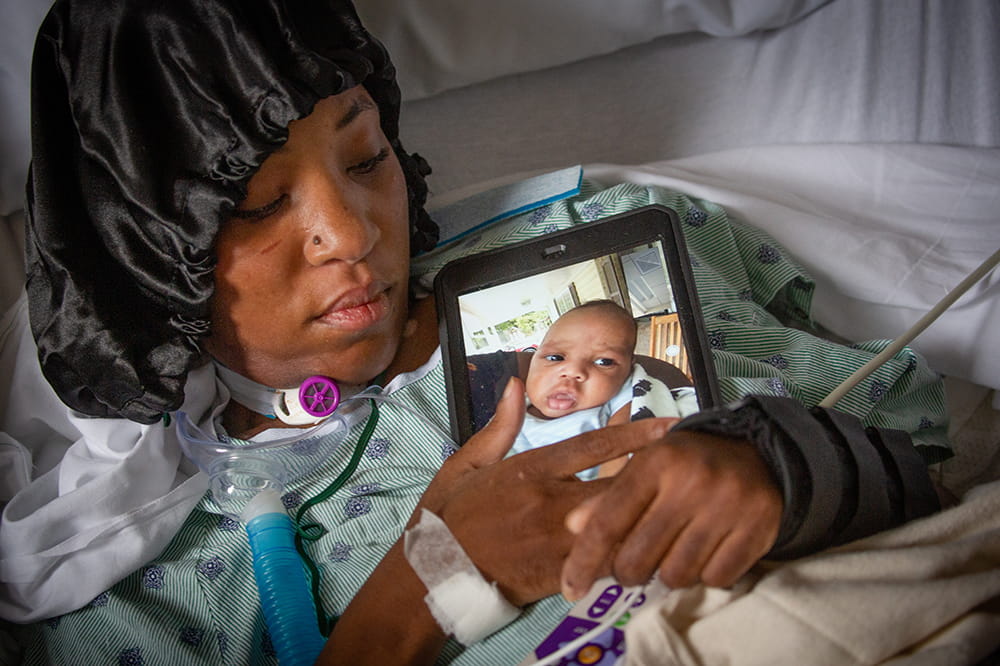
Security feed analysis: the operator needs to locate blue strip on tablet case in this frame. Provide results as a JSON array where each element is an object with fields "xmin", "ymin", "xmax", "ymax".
[{"xmin": 427, "ymin": 166, "xmax": 583, "ymax": 248}]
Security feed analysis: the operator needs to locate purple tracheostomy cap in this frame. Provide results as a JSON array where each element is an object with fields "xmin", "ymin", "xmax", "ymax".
[{"xmin": 298, "ymin": 375, "xmax": 341, "ymax": 418}]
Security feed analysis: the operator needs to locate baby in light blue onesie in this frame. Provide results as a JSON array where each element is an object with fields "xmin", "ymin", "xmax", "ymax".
[
  {"xmin": 512, "ymin": 301, "xmax": 638, "ymax": 478},
  {"xmin": 512, "ymin": 299, "xmax": 702, "ymax": 479}
]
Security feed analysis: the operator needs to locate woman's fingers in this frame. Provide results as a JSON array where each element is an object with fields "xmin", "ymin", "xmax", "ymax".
[
  {"xmin": 420, "ymin": 414, "xmax": 781, "ymax": 606},
  {"xmin": 695, "ymin": 476, "xmax": 783, "ymax": 587},
  {"xmin": 456, "ymin": 376, "xmax": 526, "ymax": 467},
  {"xmin": 564, "ymin": 495, "xmax": 601, "ymax": 535},
  {"xmin": 522, "ymin": 416, "xmax": 678, "ymax": 481},
  {"xmin": 417, "ymin": 378, "xmax": 620, "ymax": 605},
  {"xmin": 561, "ymin": 431, "xmax": 783, "ymax": 599},
  {"xmin": 698, "ymin": 525, "xmax": 771, "ymax": 588},
  {"xmin": 559, "ymin": 466, "xmax": 657, "ymax": 600},
  {"xmin": 653, "ymin": 519, "xmax": 728, "ymax": 588},
  {"xmin": 441, "ymin": 376, "xmax": 526, "ymax": 473}
]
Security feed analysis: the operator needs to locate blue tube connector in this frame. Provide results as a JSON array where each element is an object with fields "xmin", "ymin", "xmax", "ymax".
[{"xmin": 244, "ymin": 491, "xmax": 327, "ymax": 666}]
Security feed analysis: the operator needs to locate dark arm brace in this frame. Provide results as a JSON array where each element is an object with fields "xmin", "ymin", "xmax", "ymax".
[{"xmin": 672, "ymin": 395, "xmax": 941, "ymax": 560}]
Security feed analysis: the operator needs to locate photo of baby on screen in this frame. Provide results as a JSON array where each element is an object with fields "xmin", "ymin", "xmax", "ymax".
[
  {"xmin": 514, "ymin": 300, "xmax": 637, "ymax": 479},
  {"xmin": 458, "ymin": 240, "xmax": 703, "ymax": 478}
]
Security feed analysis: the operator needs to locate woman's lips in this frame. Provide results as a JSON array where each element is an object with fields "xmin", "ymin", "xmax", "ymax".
[{"xmin": 315, "ymin": 286, "xmax": 391, "ymax": 331}]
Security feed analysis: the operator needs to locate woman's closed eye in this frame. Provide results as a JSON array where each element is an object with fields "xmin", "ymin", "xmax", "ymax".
[
  {"xmin": 231, "ymin": 194, "xmax": 287, "ymax": 221},
  {"xmin": 347, "ymin": 147, "xmax": 391, "ymax": 175},
  {"xmin": 228, "ymin": 147, "xmax": 390, "ymax": 222}
]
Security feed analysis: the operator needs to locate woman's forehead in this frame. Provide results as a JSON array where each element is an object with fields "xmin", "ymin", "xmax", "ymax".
[
  {"xmin": 244, "ymin": 88, "xmax": 381, "ymax": 185},
  {"xmin": 276, "ymin": 87, "xmax": 375, "ymax": 146}
]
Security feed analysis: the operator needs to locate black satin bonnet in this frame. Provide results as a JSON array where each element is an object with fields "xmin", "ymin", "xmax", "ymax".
[{"xmin": 25, "ymin": 0, "xmax": 438, "ymax": 423}]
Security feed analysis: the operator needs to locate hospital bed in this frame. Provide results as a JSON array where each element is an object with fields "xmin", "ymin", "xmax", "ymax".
[{"xmin": 2, "ymin": 0, "xmax": 999, "ymax": 664}]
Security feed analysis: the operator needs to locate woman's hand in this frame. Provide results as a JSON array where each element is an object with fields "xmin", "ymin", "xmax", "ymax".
[
  {"xmin": 417, "ymin": 378, "xmax": 782, "ymax": 606},
  {"xmin": 416, "ymin": 377, "xmax": 633, "ymax": 605},
  {"xmin": 560, "ymin": 428, "xmax": 783, "ymax": 600}
]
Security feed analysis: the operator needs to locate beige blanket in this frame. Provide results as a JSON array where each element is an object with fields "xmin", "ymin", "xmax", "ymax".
[{"xmin": 624, "ymin": 480, "xmax": 1000, "ymax": 666}]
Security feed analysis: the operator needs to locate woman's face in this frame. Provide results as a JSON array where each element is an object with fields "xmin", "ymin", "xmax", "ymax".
[{"xmin": 204, "ymin": 87, "xmax": 411, "ymax": 389}]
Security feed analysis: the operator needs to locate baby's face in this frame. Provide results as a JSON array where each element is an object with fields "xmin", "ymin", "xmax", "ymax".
[{"xmin": 525, "ymin": 307, "xmax": 635, "ymax": 419}]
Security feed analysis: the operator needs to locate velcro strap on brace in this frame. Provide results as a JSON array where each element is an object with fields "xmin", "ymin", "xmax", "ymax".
[
  {"xmin": 749, "ymin": 395, "xmax": 846, "ymax": 557},
  {"xmin": 673, "ymin": 394, "xmax": 940, "ymax": 561},
  {"xmin": 811, "ymin": 406, "xmax": 891, "ymax": 544},
  {"xmin": 868, "ymin": 426, "xmax": 940, "ymax": 522}
]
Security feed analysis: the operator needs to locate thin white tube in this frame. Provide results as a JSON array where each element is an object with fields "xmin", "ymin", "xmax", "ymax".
[{"xmin": 819, "ymin": 246, "xmax": 1000, "ymax": 408}]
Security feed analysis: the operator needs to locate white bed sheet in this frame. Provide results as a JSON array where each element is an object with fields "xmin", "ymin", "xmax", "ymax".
[
  {"xmin": 4, "ymin": 0, "xmax": 999, "ymax": 214},
  {"xmin": 357, "ymin": 0, "xmax": 837, "ymax": 101},
  {"xmin": 584, "ymin": 145, "xmax": 1000, "ymax": 392}
]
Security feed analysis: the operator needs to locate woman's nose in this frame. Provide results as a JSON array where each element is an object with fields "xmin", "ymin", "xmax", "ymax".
[{"xmin": 301, "ymin": 175, "xmax": 380, "ymax": 266}]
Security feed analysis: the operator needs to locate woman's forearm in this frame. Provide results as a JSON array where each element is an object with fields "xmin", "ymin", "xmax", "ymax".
[{"xmin": 318, "ymin": 540, "xmax": 446, "ymax": 665}]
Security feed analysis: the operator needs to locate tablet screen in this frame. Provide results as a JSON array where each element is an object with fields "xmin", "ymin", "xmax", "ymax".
[{"xmin": 434, "ymin": 205, "xmax": 718, "ymax": 443}]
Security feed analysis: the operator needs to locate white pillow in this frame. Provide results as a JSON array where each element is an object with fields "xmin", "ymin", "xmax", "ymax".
[
  {"xmin": 357, "ymin": 0, "xmax": 834, "ymax": 100},
  {"xmin": 0, "ymin": 0, "xmax": 836, "ymax": 214},
  {"xmin": 0, "ymin": 0, "xmax": 52, "ymax": 217}
]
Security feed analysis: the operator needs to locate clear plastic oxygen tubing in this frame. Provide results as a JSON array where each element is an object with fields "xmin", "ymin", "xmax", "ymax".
[{"xmin": 178, "ymin": 390, "xmax": 456, "ymax": 666}]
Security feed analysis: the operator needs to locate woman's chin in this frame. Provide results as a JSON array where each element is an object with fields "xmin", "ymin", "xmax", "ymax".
[{"xmin": 313, "ymin": 340, "xmax": 400, "ymax": 386}]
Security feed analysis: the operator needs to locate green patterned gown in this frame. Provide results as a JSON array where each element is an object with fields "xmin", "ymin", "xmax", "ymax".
[{"xmin": 11, "ymin": 183, "xmax": 949, "ymax": 665}]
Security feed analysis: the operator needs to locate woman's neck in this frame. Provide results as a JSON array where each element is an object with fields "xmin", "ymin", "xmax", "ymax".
[
  {"xmin": 221, "ymin": 296, "xmax": 439, "ymax": 440},
  {"xmin": 382, "ymin": 295, "xmax": 438, "ymax": 384},
  {"xmin": 221, "ymin": 400, "xmax": 286, "ymax": 440}
]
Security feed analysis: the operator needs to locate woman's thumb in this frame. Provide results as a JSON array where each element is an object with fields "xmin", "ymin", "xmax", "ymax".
[
  {"xmin": 412, "ymin": 377, "xmax": 528, "ymax": 520},
  {"xmin": 456, "ymin": 376, "xmax": 526, "ymax": 468}
]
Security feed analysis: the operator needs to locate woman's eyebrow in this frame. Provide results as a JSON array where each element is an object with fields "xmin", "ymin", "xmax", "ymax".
[{"xmin": 336, "ymin": 97, "xmax": 376, "ymax": 129}]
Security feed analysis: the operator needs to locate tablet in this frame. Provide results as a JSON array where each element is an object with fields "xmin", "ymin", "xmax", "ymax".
[{"xmin": 433, "ymin": 204, "xmax": 719, "ymax": 444}]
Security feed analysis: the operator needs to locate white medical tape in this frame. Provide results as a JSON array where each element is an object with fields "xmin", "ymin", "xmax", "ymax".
[{"xmin": 403, "ymin": 508, "xmax": 520, "ymax": 645}]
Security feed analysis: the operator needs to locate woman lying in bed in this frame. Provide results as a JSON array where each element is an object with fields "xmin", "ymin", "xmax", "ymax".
[{"xmin": 0, "ymin": 0, "xmax": 945, "ymax": 663}]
